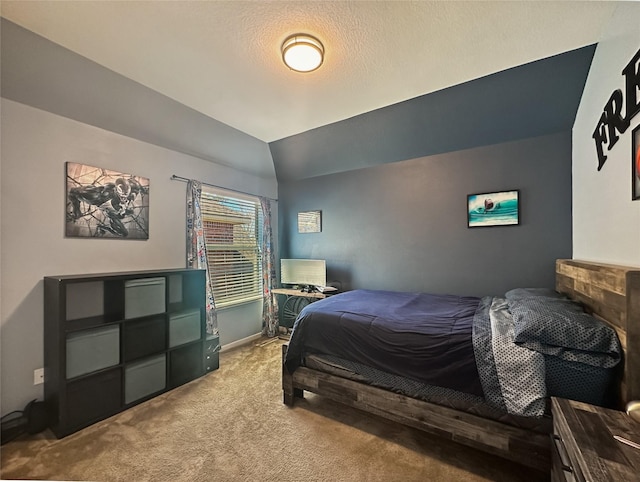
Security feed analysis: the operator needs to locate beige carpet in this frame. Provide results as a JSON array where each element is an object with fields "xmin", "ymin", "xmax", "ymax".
[{"xmin": 1, "ymin": 338, "xmax": 548, "ymax": 481}]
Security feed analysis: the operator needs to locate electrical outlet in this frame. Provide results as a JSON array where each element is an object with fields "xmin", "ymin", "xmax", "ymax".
[{"xmin": 34, "ymin": 368, "xmax": 44, "ymax": 385}]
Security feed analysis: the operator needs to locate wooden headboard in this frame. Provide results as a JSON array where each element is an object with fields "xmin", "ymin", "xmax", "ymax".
[{"xmin": 556, "ymin": 259, "xmax": 640, "ymax": 408}]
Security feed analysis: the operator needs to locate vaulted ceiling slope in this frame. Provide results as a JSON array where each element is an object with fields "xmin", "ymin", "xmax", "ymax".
[
  {"xmin": 0, "ymin": 19, "xmax": 275, "ymax": 179},
  {"xmin": 1, "ymin": 2, "xmax": 617, "ymax": 180},
  {"xmin": 270, "ymin": 44, "xmax": 596, "ymax": 181},
  {"xmin": 0, "ymin": 1, "xmax": 617, "ymax": 143}
]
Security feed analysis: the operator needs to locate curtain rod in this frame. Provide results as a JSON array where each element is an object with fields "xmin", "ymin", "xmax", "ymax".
[{"xmin": 171, "ymin": 175, "xmax": 278, "ymax": 202}]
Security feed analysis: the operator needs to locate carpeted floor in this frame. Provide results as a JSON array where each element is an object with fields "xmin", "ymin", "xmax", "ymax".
[{"xmin": 1, "ymin": 337, "xmax": 548, "ymax": 481}]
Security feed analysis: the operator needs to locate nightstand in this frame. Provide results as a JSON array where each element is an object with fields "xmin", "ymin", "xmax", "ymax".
[{"xmin": 551, "ymin": 397, "xmax": 640, "ymax": 481}]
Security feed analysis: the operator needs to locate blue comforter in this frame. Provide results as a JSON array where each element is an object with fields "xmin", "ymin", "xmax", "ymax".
[
  {"xmin": 285, "ymin": 289, "xmax": 622, "ymax": 417},
  {"xmin": 285, "ymin": 289, "xmax": 484, "ymax": 397}
]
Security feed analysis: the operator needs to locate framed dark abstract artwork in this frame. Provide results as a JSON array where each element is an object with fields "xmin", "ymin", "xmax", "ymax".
[
  {"xmin": 633, "ymin": 124, "xmax": 640, "ymax": 201},
  {"xmin": 65, "ymin": 162, "xmax": 150, "ymax": 239},
  {"xmin": 467, "ymin": 190, "xmax": 520, "ymax": 228}
]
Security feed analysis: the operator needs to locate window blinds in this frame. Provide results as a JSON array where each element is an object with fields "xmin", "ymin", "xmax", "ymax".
[{"xmin": 200, "ymin": 188, "xmax": 263, "ymax": 307}]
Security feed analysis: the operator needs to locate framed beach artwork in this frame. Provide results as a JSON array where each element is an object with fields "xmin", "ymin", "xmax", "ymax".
[
  {"xmin": 65, "ymin": 162, "xmax": 150, "ymax": 239},
  {"xmin": 467, "ymin": 190, "xmax": 520, "ymax": 228},
  {"xmin": 633, "ymin": 124, "xmax": 640, "ymax": 201}
]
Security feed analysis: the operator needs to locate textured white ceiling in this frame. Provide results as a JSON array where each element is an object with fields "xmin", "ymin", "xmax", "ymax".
[{"xmin": 0, "ymin": 1, "xmax": 619, "ymax": 143}]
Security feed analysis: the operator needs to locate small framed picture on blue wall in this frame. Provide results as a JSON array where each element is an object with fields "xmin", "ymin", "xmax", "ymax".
[
  {"xmin": 298, "ymin": 210, "xmax": 322, "ymax": 233},
  {"xmin": 467, "ymin": 190, "xmax": 520, "ymax": 228}
]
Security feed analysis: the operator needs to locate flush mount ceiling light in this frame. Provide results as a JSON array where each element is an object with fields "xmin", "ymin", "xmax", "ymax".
[{"xmin": 281, "ymin": 34, "xmax": 324, "ymax": 73}]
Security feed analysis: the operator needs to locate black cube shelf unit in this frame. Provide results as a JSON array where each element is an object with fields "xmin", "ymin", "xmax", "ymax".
[{"xmin": 44, "ymin": 268, "xmax": 218, "ymax": 438}]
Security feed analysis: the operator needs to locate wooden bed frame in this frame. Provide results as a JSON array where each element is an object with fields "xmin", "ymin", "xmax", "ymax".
[
  {"xmin": 555, "ymin": 259, "xmax": 640, "ymax": 408},
  {"xmin": 281, "ymin": 259, "xmax": 640, "ymax": 470}
]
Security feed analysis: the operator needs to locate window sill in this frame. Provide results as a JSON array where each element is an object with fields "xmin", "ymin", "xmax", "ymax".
[{"xmin": 215, "ymin": 295, "xmax": 262, "ymax": 311}]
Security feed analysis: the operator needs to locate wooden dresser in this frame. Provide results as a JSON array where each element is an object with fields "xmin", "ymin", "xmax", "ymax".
[{"xmin": 551, "ymin": 397, "xmax": 640, "ymax": 481}]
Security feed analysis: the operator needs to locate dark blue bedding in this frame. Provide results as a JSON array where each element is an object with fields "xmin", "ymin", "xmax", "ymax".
[
  {"xmin": 285, "ymin": 289, "xmax": 484, "ymax": 397},
  {"xmin": 285, "ymin": 289, "xmax": 622, "ymax": 417}
]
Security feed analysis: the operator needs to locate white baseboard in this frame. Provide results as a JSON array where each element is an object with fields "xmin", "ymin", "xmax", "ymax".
[{"xmin": 220, "ymin": 332, "xmax": 263, "ymax": 352}]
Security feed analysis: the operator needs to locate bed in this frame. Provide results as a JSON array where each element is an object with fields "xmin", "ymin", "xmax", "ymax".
[{"xmin": 281, "ymin": 259, "xmax": 640, "ymax": 470}]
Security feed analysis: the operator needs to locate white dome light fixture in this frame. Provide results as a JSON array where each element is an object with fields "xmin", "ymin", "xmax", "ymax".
[{"xmin": 281, "ymin": 34, "xmax": 324, "ymax": 73}]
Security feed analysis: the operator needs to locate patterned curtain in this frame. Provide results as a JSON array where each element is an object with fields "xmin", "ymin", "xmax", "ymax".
[
  {"xmin": 186, "ymin": 180, "xmax": 218, "ymax": 336},
  {"xmin": 260, "ymin": 197, "xmax": 279, "ymax": 337}
]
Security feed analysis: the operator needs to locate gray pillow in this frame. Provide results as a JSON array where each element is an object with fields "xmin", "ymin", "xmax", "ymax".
[
  {"xmin": 505, "ymin": 287, "xmax": 567, "ymax": 302},
  {"xmin": 509, "ymin": 297, "xmax": 621, "ymax": 368}
]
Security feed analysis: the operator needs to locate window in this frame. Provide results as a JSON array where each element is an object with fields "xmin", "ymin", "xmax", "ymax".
[{"xmin": 200, "ymin": 187, "xmax": 263, "ymax": 308}]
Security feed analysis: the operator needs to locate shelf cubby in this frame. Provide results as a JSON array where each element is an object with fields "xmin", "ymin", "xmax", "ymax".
[{"xmin": 44, "ymin": 268, "xmax": 213, "ymax": 438}]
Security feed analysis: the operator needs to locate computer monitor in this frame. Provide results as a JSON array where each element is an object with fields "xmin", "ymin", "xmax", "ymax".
[{"xmin": 280, "ymin": 259, "xmax": 326, "ymax": 289}]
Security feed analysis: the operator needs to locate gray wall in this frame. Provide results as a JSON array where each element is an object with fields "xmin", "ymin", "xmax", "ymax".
[
  {"xmin": 1, "ymin": 18, "xmax": 275, "ymax": 179},
  {"xmin": 1, "ymin": 19, "xmax": 277, "ymax": 415},
  {"xmin": 278, "ymin": 132, "xmax": 572, "ymax": 297}
]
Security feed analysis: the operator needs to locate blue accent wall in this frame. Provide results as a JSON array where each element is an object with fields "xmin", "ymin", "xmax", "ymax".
[
  {"xmin": 273, "ymin": 46, "xmax": 594, "ymax": 295},
  {"xmin": 270, "ymin": 46, "xmax": 595, "ymax": 181},
  {"xmin": 278, "ymin": 132, "xmax": 572, "ymax": 297}
]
